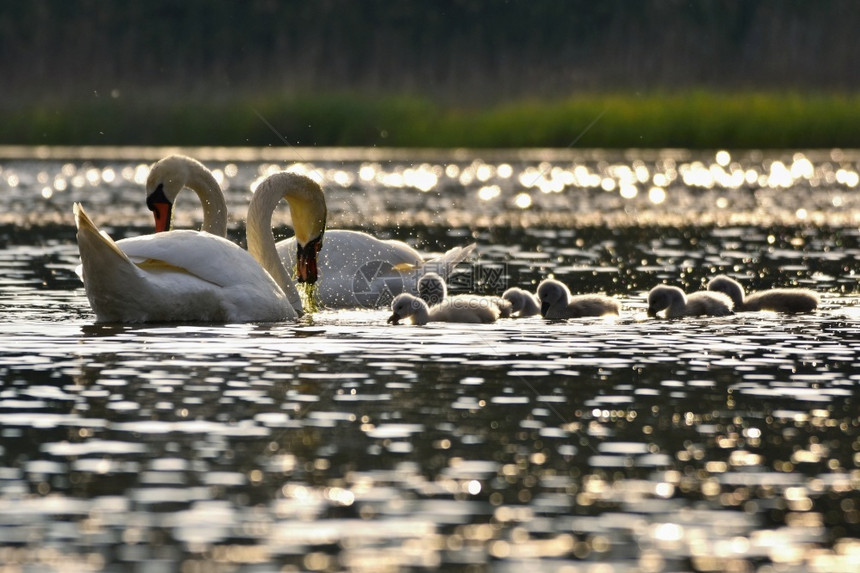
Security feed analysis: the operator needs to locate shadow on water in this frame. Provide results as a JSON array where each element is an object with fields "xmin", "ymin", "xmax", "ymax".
[{"xmin": 0, "ymin": 149, "xmax": 859, "ymax": 570}]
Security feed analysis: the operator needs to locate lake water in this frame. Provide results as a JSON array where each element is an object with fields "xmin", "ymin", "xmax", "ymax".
[{"xmin": 1, "ymin": 146, "xmax": 859, "ymax": 572}]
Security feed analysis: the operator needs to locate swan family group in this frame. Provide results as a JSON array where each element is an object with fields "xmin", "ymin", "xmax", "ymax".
[{"xmin": 74, "ymin": 155, "xmax": 820, "ymax": 325}]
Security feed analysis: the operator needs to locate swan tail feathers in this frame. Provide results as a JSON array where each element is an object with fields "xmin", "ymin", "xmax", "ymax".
[
  {"xmin": 74, "ymin": 203, "xmax": 140, "ymax": 296},
  {"xmin": 74, "ymin": 203, "xmax": 150, "ymax": 322},
  {"xmin": 420, "ymin": 243, "xmax": 476, "ymax": 278},
  {"xmin": 74, "ymin": 203, "xmax": 132, "ymax": 266}
]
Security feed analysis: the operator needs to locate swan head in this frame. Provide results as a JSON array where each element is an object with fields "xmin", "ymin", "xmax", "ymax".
[
  {"xmin": 146, "ymin": 182, "xmax": 173, "ymax": 233},
  {"xmin": 296, "ymin": 235, "xmax": 324, "ymax": 284},
  {"xmin": 145, "ymin": 155, "xmax": 208, "ymax": 232},
  {"xmin": 536, "ymin": 279, "xmax": 570, "ymax": 317},
  {"xmin": 388, "ymin": 293, "xmax": 428, "ymax": 325},
  {"xmin": 280, "ymin": 174, "xmax": 326, "ymax": 284},
  {"xmin": 647, "ymin": 285, "xmax": 684, "ymax": 317},
  {"xmin": 255, "ymin": 171, "xmax": 328, "ymax": 284}
]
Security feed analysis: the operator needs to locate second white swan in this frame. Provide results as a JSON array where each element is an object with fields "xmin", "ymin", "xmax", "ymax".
[{"xmin": 143, "ymin": 155, "xmax": 475, "ymax": 309}]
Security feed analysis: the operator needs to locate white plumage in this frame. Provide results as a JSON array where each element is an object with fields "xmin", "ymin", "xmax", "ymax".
[
  {"xmin": 537, "ymin": 279, "xmax": 621, "ymax": 319},
  {"xmin": 647, "ymin": 285, "xmax": 733, "ymax": 318},
  {"xmin": 75, "ymin": 170, "xmax": 327, "ymax": 323}
]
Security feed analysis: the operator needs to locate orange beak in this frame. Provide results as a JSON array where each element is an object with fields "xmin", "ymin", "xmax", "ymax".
[
  {"xmin": 146, "ymin": 185, "xmax": 173, "ymax": 233},
  {"xmin": 296, "ymin": 236, "xmax": 323, "ymax": 284}
]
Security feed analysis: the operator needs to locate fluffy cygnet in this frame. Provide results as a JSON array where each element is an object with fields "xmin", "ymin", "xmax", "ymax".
[
  {"xmin": 536, "ymin": 279, "xmax": 621, "ymax": 319},
  {"xmin": 647, "ymin": 284, "xmax": 733, "ymax": 318},
  {"xmin": 707, "ymin": 275, "xmax": 819, "ymax": 313},
  {"xmin": 417, "ymin": 272, "xmax": 512, "ymax": 317},
  {"xmin": 501, "ymin": 287, "xmax": 541, "ymax": 317},
  {"xmin": 388, "ymin": 292, "xmax": 500, "ymax": 325}
]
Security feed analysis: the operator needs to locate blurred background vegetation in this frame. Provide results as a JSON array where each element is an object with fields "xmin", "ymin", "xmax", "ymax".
[{"xmin": 2, "ymin": 0, "xmax": 859, "ymax": 148}]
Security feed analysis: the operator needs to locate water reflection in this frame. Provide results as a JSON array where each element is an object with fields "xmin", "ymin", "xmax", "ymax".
[
  {"xmin": 0, "ymin": 150, "xmax": 859, "ymax": 570},
  {"xmin": 2, "ymin": 148, "xmax": 860, "ymax": 230}
]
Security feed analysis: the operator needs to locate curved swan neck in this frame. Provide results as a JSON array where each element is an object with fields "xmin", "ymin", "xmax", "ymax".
[
  {"xmin": 245, "ymin": 172, "xmax": 326, "ymax": 315},
  {"xmin": 147, "ymin": 155, "xmax": 228, "ymax": 236},
  {"xmin": 187, "ymin": 166, "xmax": 228, "ymax": 236}
]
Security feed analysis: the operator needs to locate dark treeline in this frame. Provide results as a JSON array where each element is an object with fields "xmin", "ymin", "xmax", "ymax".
[{"xmin": 2, "ymin": 0, "xmax": 859, "ymax": 105}]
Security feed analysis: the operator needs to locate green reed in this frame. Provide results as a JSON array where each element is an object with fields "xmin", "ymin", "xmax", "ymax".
[{"xmin": 3, "ymin": 90, "xmax": 859, "ymax": 148}]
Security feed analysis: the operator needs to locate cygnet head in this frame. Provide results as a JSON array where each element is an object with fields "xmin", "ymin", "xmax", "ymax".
[
  {"xmin": 388, "ymin": 293, "xmax": 429, "ymax": 325},
  {"xmin": 502, "ymin": 287, "xmax": 540, "ymax": 316},
  {"xmin": 536, "ymin": 279, "xmax": 571, "ymax": 317},
  {"xmin": 707, "ymin": 275, "xmax": 745, "ymax": 307},
  {"xmin": 647, "ymin": 285, "xmax": 684, "ymax": 316},
  {"xmin": 502, "ymin": 288, "xmax": 526, "ymax": 313},
  {"xmin": 417, "ymin": 272, "xmax": 447, "ymax": 307}
]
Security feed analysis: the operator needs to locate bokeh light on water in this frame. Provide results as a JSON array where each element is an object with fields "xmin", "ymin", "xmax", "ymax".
[
  {"xmin": 2, "ymin": 147, "xmax": 860, "ymax": 229},
  {"xmin": 0, "ymin": 148, "xmax": 859, "ymax": 571}
]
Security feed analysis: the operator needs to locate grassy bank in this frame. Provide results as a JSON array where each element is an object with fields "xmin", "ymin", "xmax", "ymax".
[{"xmin": 3, "ymin": 91, "xmax": 860, "ymax": 149}]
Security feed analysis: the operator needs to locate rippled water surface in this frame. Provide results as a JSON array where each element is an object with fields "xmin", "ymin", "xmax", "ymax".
[{"xmin": 1, "ymin": 147, "xmax": 860, "ymax": 571}]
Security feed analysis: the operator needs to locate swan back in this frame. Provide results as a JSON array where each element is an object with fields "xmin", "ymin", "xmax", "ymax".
[
  {"xmin": 684, "ymin": 291, "xmax": 734, "ymax": 317},
  {"xmin": 742, "ymin": 289, "xmax": 819, "ymax": 313},
  {"xmin": 430, "ymin": 295, "xmax": 501, "ymax": 323},
  {"xmin": 277, "ymin": 234, "xmax": 475, "ymax": 308},
  {"xmin": 562, "ymin": 295, "xmax": 621, "ymax": 318},
  {"xmin": 486, "ymin": 296, "xmax": 513, "ymax": 318},
  {"xmin": 75, "ymin": 203, "xmax": 293, "ymax": 323}
]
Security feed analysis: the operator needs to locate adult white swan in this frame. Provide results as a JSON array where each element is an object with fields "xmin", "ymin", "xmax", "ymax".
[
  {"xmin": 278, "ymin": 233, "xmax": 475, "ymax": 308},
  {"xmin": 75, "ymin": 171, "xmax": 326, "ymax": 323},
  {"xmin": 143, "ymin": 155, "xmax": 476, "ymax": 309}
]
